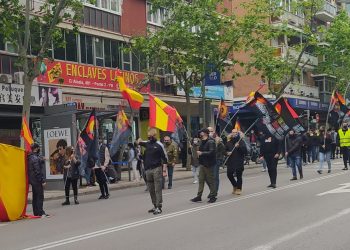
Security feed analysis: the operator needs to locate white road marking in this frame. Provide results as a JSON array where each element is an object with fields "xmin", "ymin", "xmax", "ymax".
[
  {"xmin": 22, "ymin": 171, "xmax": 347, "ymax": 250},
  {"xmin": 317, "ymin": 183, "xmax": 350, "ymax": 196},
  {"xmin": 250, "ymin": 208, "xmax": 350, "ymax": 250}
]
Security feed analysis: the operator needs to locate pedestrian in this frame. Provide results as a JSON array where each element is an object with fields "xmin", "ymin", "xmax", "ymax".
[
  {"xmin": 310, "ymin": 129, "xmax": 319, "ymax": 162},
  {"xmin": 62, "ymin": 146, "xmax": 81, "ymax": 205},
  {"xmin": 191, "ymin": 128, "xmax": 217, "ymax": 203},
  {"xmin": 317, "ymin": 127, "xmax": 332, "ymax": 174},
  {"xmin": 305, "ymin": 131, "xmax": 312, "ymax": 163},
  {"xmin": 337, "ymin": 122, "xmax": 350, "ymax": 170},
  {"xmin": 28, "ymin": 143, "xmax": 49, "ymax": 218},
  {"xmin": 225, "ymin": 129, "xmax": 247, "ymax": 195},
  {"xmin": 163, "ymin": 136, "xmax": 178, "ymax": 189},
  {"xmin": 214, "ymin": 136, "xmax": 225, "ymax": 193},
  {"xmin": 128, "ymin": 142, "xmax": 140, "ymax": 182},
  {"xmin": 257, "ymin": 132, "xmax": 267, "ymax": 171},
  {"xmin": 189, "ymin": 137, "xmax": 200, "ymax": 184},
  {"xmin": 95, "ymin": 139, "xmax": 111, "ymax": 199},
  {"xmin": 285, "ymin": 130, "xmax": 303, "ymax": 180},
  {"xmin": 259, "ymin": 135, "xmax": 281, "ymax": 188},
  {"xmin": 137, "ymin": 128, "xmax": 168, "ymax": 215}
]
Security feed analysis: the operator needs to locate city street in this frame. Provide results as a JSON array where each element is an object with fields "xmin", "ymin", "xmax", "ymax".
[{"xmin": 2, "ymin": 159, "xmax": 350, "ymax": 250}]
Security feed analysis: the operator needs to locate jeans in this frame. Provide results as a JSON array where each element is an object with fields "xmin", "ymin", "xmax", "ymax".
[
  {"xmin": 307, "ymin": 149, "xmax": 312, "ymax": 163},
  {"xmin": 65, "ymin": 178, "xmax": 78, "ymax": 198},
  {"xmin": 318, "ymin": 151, "xmax": 331, "ymax": 171},
  {"xmin": 262, "ymin": 159, "xmax": 267, "ymax": 170},
  {"xmin": 341, "ymin": 147, "xmax": 350, "ymax": 169},
  {"xmin": 288, "ymin": 155, "xmax": 303, "ymax": 178},
  {"xmin": 213, "ymin": 159, "xmax": 223, "ymax": 193},
  {"xmin": 311, "ymin": 146, "xmax": 318, "ymax": 162},
  {"xmin": 227, "ymin": 167, "xmax": 244, "ymax": 190},
  {"xmin": 192, "ymin": 166, "xmax": 199, "ymax": 182},
  {"xmin": 84, "ymin": 167, "xmax": 92, "ymax": 185},
  {"xmin": 167, "ymin": 165, "xmax": 174, "ymax": 188}
]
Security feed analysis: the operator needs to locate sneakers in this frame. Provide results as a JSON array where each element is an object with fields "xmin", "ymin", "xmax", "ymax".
[
  {"xmin": 235, "ymin": 189, "xmax": 242, "ymax": 195},
  {"xmin": 193, "ymin": 180, "xmax": 198, "ymax": 184},
  {"xmin": 232, "ymin": 187, "xmax": 237, "ymax": 194},
  {"xmin": 153, "ymin": 208, "xmax": 162, "ymax": 215},
  {"xmin": 267, "ymin": 184, "xmax": 276, "ymax": 188},
  {"xmin": 41, "ymin": 214, "xmax": 50, "ymax": 218},
  {"xmin": 148, "ymin": 207, "xmax": 156, "ymax": 213},
  {"xmin": 317, "ymin": 170, "xmax": 322, "ymax": 174},
  {"xmin": 104, "ymin": 194, "xmax": 110, "ymax": 199},
  {"xmin": 342, "ymin": 167, "xmax": 348, "ymax": 170},
  {"xmin": 98, "ymin": 195, "xmax": 105, "ymax": 200},
  {"xmin": 208, "ymin": 197, "xmax": 217, "ymax": 203},
  {"xmin": 62, "ymin": 200, "xmax": 70, "ymax": 206},
  {"xmin": 328, "ymin": 170, "xmax": 331, "ymax": 173},
  {"xmin": 190, "ymin": 196, "xmax": 202, "ymax": 202},
  {"xmin": 74, "ymin": 199, "xmax": 79, "ymax": 205},
  {"xmin": 262, "ymin": 169, "xmax": 266, "ymax": 172},
  {"xmin": 290, "ymin": 177, "xmax": 297, "ymax": 181}
]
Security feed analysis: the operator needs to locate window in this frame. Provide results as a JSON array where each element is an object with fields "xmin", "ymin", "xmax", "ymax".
[
  {"xmin": 80, "ymin": 34, "xmax": 94, "ymax": 65},
  {"xmin": 82, "ymin": 0, "xmax": 121, "ymax": 14},
  {"xmin": 122, "ymin": 45, "xmax": 131, "ymax": 71},
  {"xmin": 65, "ymin": 31, "xmax": 77, "ymax": 62},
  {"xmin": 0, "ymin": 34, "xmax": 5, "ymax": 51},
  {"xmin": 95, "ymin": 37, "xmax": 104, "ymax": 66},
  {"xmin": 111, "ymin": 40, "xmax": 121, "ymax": 68},
  {"xmin": 146, "ymin": 2, "xmax": 168, "ymax": 26}
]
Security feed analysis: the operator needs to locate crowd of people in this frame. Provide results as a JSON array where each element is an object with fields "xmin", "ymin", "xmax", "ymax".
[{"xmin": 27, "ymin": 122, "xmax": 350, "ymax": 217}]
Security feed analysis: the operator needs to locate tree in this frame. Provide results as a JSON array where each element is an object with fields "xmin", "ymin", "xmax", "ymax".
[
  {"xmin": 0, "ymin": 0, "xmax": 85, "ymax": 147},
  {"xmin": 316, "ymin": 10, "xmax": 350, "ymax": 94},
  {"xmin": 242, "ymin": 0, "xmax": 326, "ymax": 96}
]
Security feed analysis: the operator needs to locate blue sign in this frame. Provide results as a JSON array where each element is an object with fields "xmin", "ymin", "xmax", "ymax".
[
  {"xmin": 204, "ymin": 65, "xmax": 221, "ymax": 86},
  {"xmin": 287, "ymin": 98, "xmax": 328, "ymax": 111},
  {"xmin": 192, "ymin": 85, "xmax": 224, "ymax": 99}
]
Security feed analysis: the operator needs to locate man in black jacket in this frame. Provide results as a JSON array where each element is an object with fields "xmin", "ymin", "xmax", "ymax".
[
  {"xmin": 28, "ymin": 143, "xmax": 48, "ymax": 217},
  {"xmin": 191, "ymin": 128, "xmax": 217, "ymax": 203},
  {"xmin": 286, "ymin": 130, "xmax": 303, "ymax": 180},
  {"xmin": 138, "ymin": 128, "xmax": 168, "ymax": 215}
]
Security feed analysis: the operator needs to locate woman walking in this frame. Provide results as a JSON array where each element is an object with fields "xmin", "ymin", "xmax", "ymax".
[
  {"xmin": 259, "ymin": 134, "xmax": 282, "ymax": 188},
  {"xmin": 225, "ymin": 129, "xmax": 247, "ymax": 195},
  {"xmin": 62, "ymin": 146, "xmax": 80, "ymax": 205},
  {"xmin": 317, "ymin": 127, "xmax": 332, "ymax": 174},
  {"xmin": 128, "ymin": 143, "xmax": 140, "ymax": 182}
]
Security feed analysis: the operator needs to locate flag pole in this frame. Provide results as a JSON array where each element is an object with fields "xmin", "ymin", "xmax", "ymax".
[
  {"xmin": 223, "ymin": 117, "xmax": 260, "ymax": 166},
  {"xmin": 219, "ymin": 107, "xmax": 241, "ymax": 138},
  {"xmin": 324, "ymin": 89, "xmax": 337, "ymax": 146}
]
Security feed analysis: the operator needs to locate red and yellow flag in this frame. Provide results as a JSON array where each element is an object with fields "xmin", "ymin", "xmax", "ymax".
[
  {"xmin": 21, "ymin": 115, "xmax": 34, "ymax": 152},
  {"xmin": 0, "ymin": 144, "xmax": 28, "ymax": 222},
  {"xmin": 117, "ymin": 76, "xmax": 144, "ymax": 110},
  {"xmin": 149, "ymin": 94, "xmax": 177, "ymax": 132},
  {"xmin": 218, "ymin": 98, "xmax": 228, "ymax": 120},
  {"xmin": 234, "ymin": 119, "xmax": 242, "ymax": 131}
]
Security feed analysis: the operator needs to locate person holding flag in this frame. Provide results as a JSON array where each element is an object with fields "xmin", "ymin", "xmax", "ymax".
[
  {"xmin": 285, "ymin": 130, "xmax": 303, "ymax": 180},
  {"xmin": 137, "ymin": 128, "xmax": 168, "ymax": 215},
  {"xmin": 62, "ymin": 146, "xmax": 81, "ymax": 205}
]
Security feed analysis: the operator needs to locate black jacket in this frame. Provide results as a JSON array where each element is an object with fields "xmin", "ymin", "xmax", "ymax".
[
  {"xmin": 259, "ymin": 137, "xmax": 282, "ymax": 157},
  {"xmin": 28, "ymin": 153, "xmax": 45, "ymax": 185},
  {"xmin": 318, "ymin": 133, "xmax": 332, "ymax": 153},
  {"xmin": 63, "ymin": 158, "xmax": 81, "ymax": 180},
  {"xmin": 225, "ymin": 137, "xmax": 247, "ymax": 170},
  {"xmin": 140, "ymin": 140, "xmax": 168, "ymax": 170},
  {"xmin": 286, "ymin": 134, "xmax": 303, "ymax": 156},
  {"xmin": 198, "ymin": 138, "xmax": 216, "ymax": 167}
]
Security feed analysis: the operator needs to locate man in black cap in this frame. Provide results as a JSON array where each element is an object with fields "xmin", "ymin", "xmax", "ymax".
[
  {"xmin": 191, "ymin": 128, "xmax": 217, "ymax": 203},
  {"xmin": 28, "ymin": 143, "xmax": 49, "ymax": 217}
]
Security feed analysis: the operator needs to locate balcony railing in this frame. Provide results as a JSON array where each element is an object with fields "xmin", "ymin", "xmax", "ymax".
[
  {"xmin": 315, "ymin": 1, "xmax": 337, "ymax": 22},
  {"xmin": 271, "ymin": 11, "xmax": 304, "ymax": 29},
  {"xmin": 274, "ymin": 46, "xmax": 318, "ymax": 66},
  {"xmin": 284, "ymin": 83, "xmax": 319, "ymax": 99}
]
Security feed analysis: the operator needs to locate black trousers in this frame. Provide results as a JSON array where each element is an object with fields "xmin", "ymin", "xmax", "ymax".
[
  {"xmin": 95, "ymin": 168, "xmax": 109, "ymax": 196},
  {"xmin": 265, "ymin": 155, "xmax": 278, "ymax": 185},
  {"xmin": 31, "ymin": 183, "xmax": 45, "ymax": 216},
  {"xmin": 227, "ymin": 166, "xmax": 244, "ymax": 189},
  {"xmin": 65, "ymin": 178, "xmax": 78, "ymax": 197},
  {"xmin": 341, "ymin": 147, "xmax": 350, "ymax": 168},
  {"xmin": 331, "ymin": 144, "xmax": 336, "ymax": 159}
]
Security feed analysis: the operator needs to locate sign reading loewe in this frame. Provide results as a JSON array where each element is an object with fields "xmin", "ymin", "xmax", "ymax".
[{"xmin": 37, "ymin": 60, "xmax": 149, "ymax": 92}]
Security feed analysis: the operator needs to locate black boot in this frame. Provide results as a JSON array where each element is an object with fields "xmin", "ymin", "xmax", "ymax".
[
  {"xmin": 62, "ymin": 197, "xmax": 70, "ymax": 206},
  {"xmin": 74, "ymin": 196, "xmax": 79, "ymax": 205}
]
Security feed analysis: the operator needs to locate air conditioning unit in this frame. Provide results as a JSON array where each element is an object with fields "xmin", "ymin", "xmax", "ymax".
[
  {"xmin": 164, "ymin": 74, "xmax": 176, "ymax": 86},
  {"xmin": 0, "ymin": 74, "xmax": 13, "ymax": 84},
  {"xmin": 14, "ymin": 72, "xmax": 25, "ymax": 84}
]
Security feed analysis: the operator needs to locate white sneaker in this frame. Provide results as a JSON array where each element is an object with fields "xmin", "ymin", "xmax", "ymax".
[
  {"xmin": 262, "ymin": 169, "xmax": 266, "ymax": 172},
  {"xmin": 193, "ymin": 180, "xmax": 198, "ymax": 184}
]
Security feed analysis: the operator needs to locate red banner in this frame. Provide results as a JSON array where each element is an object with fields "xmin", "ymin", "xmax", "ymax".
[{"xmin": 36, "ymin": 61, "xmax": 149, "ymax": 92}]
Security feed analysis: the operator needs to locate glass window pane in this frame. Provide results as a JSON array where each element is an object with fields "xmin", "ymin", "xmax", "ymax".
[
  {"xmin": 132, "ymin": 52, "xmax": 140, "ymax": 72},
  {"xmin": 101, "ymin": 0, "xmax": 107, "ymax": 9},
  {"xmin": 86, "ymin": 35, "xmax": 94, "ymax": 65},
  {"xmin": 153, "ymin": 10, "xmax": 159, "ymax": 24},
  {"xmin": 111, "ymin": 0, "xmax": 118, "ymax": 12},
  {"xmin": 65, "ymin": 31, "xmax": 77, "ymax": 62},
  {"xmin": 147, "ymin": 3, "xmax": 152, "ymax": 22},
  {"xmin": 80, "ymin": 34, "xmax": 87, "ymax": 63},
  {"xmin": 95, "ymin": 37, "xmax": 104, "ymax": 66},
  {"xmin": 111, "ymin": 41, "xmax": 121, "ymax": 68},
  {"xmin": 104, "ymin": 39, "xmax": 111, "ymax": 67}
]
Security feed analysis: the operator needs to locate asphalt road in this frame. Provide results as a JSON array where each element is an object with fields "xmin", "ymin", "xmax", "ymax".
[{"xmin": 2, "ymin": 159, "xmax": 350, "ymax": 250}]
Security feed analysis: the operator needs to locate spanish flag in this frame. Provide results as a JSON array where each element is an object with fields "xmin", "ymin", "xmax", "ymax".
[
  {"xmin": 117, "ymin": 76, "xmax": 144, "ymax": 110},
  {"xmin": 0, "ymin": 144, "xmax": 28, "ymax": 222},
  {"xmin": 218, "ymin": 98, "xmax": 228, "ymax": 120},
  {"xmin": 21, "ymin": 115, "xmax": 34, "ymax": 152},
  {"xmin": 149, "ymin": 94, "xmax": 177, "ymax": 132},
  {"xmin": 234, "ymin": 119, "xmax": 242, "ymax": 131}
]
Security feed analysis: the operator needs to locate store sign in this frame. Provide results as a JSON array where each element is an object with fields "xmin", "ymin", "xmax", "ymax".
[
  {"xmin": 36, "ymin": 61, "xmax": 149, "ymax": 92},
  {"xmin": 287, "ymin": 98, "xmax": 328, "ymax": 111},
  {"xmin": 0, "ymin": 83, "xmax": 62, "ymax": 106},
  {"xmin": 63, "ymin": 94, "xmax": 128, "ymax": 111}
]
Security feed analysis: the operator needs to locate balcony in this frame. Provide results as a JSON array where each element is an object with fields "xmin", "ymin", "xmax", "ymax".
[
  {"xmin": 274, "ymin": 46, "xmax": 318, "ymax": 66},
  {"xmin": 315, "ymin": 1, "xmax": 337, "ymax": 22},
  {"xmin": 271, "ymin": 11, "xmax": 304, "ymax": 31},
  {"xmin": 283, "ymin": 83, "xmax": 320, "ymax": 99}
]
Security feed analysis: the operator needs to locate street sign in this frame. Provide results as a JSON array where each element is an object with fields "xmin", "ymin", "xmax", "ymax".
[{"xmin": 317, "ymin": 183, "xmax": 350, "ymax": 196}]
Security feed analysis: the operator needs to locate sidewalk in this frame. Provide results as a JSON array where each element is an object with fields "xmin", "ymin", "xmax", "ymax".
[{"xmin": 28, "ymin": 162, "xmax": 267, "ymax": 202}]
